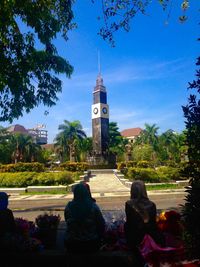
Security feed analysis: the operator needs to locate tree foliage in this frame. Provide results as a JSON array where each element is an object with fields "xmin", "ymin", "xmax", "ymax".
[
  {"xmin": 182, "ymin": 54, "xmax": 200, "ymax": 257},
  {"xmin": 158, "ymin": 130, "xmax": 186, "ymax": 164},
  {"xmin": 54, "ymin": 120, "xmax": 87, "ymax": 162},
  {"xmin": 108, "ymin": 122, "xmax": 128, "ymax": 160},
  {"xmin": 133, "ymin": 124, "xmax": 185, "ymax": 166},
  {"xmin": 137, "ymin": 123, "xmax": 159, "ymax": 148},
  {"xmin": 94, "ymin": 0, "xmax": 190, "ymax": 46},
  {"xmin": 0, "ymin": 0, "xmax": 75, "ymax": 122},
  {"xmin": 0, "ymin": 127, "xmax": 42, "ymax": 163},
  {"xmin": 77, "ymin": 137, "xmax": 93, "ymax": 162}
]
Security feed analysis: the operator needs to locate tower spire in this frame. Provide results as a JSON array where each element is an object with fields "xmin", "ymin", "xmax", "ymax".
[
  {"xmin": 98, "ymin": 50, "xmax": 101, "ymax": 76},
  {"xmin": 96, "ymin": 50, "xmax": 103, "ymax": 86}
]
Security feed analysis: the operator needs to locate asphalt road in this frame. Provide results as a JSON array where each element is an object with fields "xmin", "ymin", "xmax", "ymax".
[{"xmin": 11, "ymin": 192, "xmax": 186, "ymax": 221}]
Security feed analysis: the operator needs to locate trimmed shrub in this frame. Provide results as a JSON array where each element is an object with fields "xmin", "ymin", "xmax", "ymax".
[
  {"xmin": 117, "ymin": 162, "xmax": 126, "ymax": 171},
  {"xmin": 126, "ymin": 161, "xmax": 137, "ymax": 168},
  {"xmin": 0, "ymin": 162, "xmax": 45, "ymax": 172},
  {"xmin": 117, "ymin": 161, "xmax": 137, "ymax": 170},
  {"xmin": 0, "ymin": 172, "xmax": 36, "ymax": 187},
  {"xmin": 0, "ymin": 171, "xmax": 76, "ymax": 187},
  {"xmin": 127, "ymin": 166, "xmax": 181, "ymax": 183},
  {"xmin": 89, "ymin": 163, "xmax": 116, "ymax": 169},
  {"xmin": 60, "ymin": 162, "xmax": 89, "ymax": 172},
  {"xmin": 32, "ymin": 171, "xmax": 75, "ymax": 186},
  {"xmin": 127, "ymin": 167, "xmax": 170, "ymax": 183},
  {"xmin": 156, "ymin": 166, "xmax": 181, "ymax": 181},
  {"xmin": 164, "ymin": 160, "xmax": 179, "ymax": 167},
  {"xmin": 137, "ymin": 160, "xmax": 151, "ymax": 168}
]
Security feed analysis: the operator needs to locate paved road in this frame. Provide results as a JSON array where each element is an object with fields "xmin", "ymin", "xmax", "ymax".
[{"xmin": 11, "ymin": 192, "xmax": 186, "ymax": 221}]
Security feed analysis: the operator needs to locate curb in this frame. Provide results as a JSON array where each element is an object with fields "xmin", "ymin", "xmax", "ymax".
[{"xmin": 113, "ymin": 170, "xmax": 189, "ymax": 188}]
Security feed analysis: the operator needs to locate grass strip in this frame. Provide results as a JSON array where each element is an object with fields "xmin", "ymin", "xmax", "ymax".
[{"xmin": 146, "ymin": 183, "xmax": 184, "ymax": 190}]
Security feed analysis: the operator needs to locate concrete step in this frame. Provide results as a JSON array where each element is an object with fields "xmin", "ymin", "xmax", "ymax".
[{"xmin": 90, "ymin": 169, "xmax": 114, "ymax": 174}]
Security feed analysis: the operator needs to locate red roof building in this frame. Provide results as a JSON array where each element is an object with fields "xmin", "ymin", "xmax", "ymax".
[{"xmin": 121, "ymin": 127, "xmax": 143, "ymax": 142}]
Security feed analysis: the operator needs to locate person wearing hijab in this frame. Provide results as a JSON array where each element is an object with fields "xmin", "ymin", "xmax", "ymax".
[
  {"xmin": 124, "ymin": 180, "xmax": 165, "ymax": 248},
  {"xmin": 80, "ymin": 181, "xmax": 96, "ymax": 202},
  {"xmin": 64, "ymin": 183, "xmax": 105, "ymax": 253},
  {"xmin": 0, "ymin": 192, "xmax": 16, "ymax": 249}
]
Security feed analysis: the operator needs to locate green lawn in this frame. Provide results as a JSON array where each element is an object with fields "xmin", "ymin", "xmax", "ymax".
[{"xmin": 146, "ymin": 183, "xmax": 184, "ymax": 190}]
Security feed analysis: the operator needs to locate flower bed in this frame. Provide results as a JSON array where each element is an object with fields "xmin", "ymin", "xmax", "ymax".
[
  {"xmin": 2, "ymin": 210, "xmax": 199, "ymax": 267},
  {"xmin": 101, "ymin": 210, "xmax": 200, "ymax": 267},
  {"xmin": 13, "ymin": 217, "xmax": 42, "ymax": 252},
  {"xmin": 35, "ymin": 213, "xmax": 61, "ymax": 249}
]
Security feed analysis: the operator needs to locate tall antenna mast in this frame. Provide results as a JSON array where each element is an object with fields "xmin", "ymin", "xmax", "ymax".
[{"xmin": 98, "ymin": 50, "xmax": 101, "ymax": 75}]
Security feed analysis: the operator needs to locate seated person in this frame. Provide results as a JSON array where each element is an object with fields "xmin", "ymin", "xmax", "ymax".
[
  {"xmin": 81, "ymin": 181, "xmax": 96, "ymax": 202},
  {"xmin": 0, "ymin": 192, "xmax": 16, "ymax": 250},
  {"xmin": 64, "ymin": 183, "xmax": 105, "ymax": 253},
  {"xmin": 124, "ymin": 180, "xmax": 165, "ymax": 248}
]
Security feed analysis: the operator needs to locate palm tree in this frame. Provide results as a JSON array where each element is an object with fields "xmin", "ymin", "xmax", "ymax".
[
  {"xmin": 11, "ymin": 133, "xmax": 40, "ymax": 163},
  {"xmin": 159, "ymin": 130, "xmax": 187, "ymax": 164},
  {"xmin": 143, "ymin": 123, "xmax": 159, "ymax": 148},
  {"xmin": 0, "ymin": 126, "xmax": 13, "ymax": 163},
  {"xmin": 54, "ymin": 120, "xmax": 87, "ymax": 162},
  {"xmin": 108, "ymin": 122, "xmax": 128, "ymax": 161},
  {"xmin": 135, "ymin": 123, "xmax": 159, "ymax": 163},
  {"xmin": 158, "ymin": 129, "xmax": 177, "ymax": 162},
  {"xmin": 77, "ymin": 137, "xmax": 93, "ymax": 162}
]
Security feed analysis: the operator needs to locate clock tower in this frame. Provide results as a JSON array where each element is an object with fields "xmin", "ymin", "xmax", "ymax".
[{"xmin": 92, "ymin": 73, "xmax": 109, "ymax": 162}]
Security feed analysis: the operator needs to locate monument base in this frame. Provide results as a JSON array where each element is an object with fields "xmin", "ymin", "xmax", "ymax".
[
  {"xmin": 87, "ymin": 153, "xmax": 116, "ymax": 168},
  {"xmin": 88, "ymin": 154, "xmax": 108, "ymax": 166}
]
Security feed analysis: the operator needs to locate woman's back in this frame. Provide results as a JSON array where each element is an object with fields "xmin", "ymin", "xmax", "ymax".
[
  {"xmin": 65, "ymin": 202, "xmax": 104, "ymax": 242},
  {"xmin": 124, "ymin": 181, "xmax": 165, "ymax": 247},
  {"xmin": 64, "ymin": 183, "xmax": 105, "ymax": 252}
]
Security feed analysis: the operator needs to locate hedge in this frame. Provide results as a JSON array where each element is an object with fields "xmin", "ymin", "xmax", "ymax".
[
  {"xmin": 156, "ymin": 166, "xmax": 181, "ymax": 181},
  {"xmin": 59, "ymin": 162, "xmax": 89, "ymax": 172},
  {"xmin": 0, "ymin": 171, "xmax": 78, "ymax": 187},
  {"xmin": 89, "ymin": 163, "xmax": 116, "ymax": 169},
  {"xmin": 0, "ymin": 162, "xmax": 45, "ymax": 172},
  {"xmin": 127, "ymin": 167, "xmax": 163, "ymax": 183},
  {"xmin": 59, "ymin": 162, "xmax": 116, "ymax": 171},
  {"xmin": 127, "ymin": 166, "xmax": 182, "ymax": 183},
  {"xmin": 137, "ymin": 160, "xmax": 152, "ymax": 168},
  {"xmin": 117, "ymin": 161, "xmax": 136, "ymax": 171}
]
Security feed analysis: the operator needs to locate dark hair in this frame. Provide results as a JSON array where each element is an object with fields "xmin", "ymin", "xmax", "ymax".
[{"xmin": 130, "ymin": 180, "xmax": 148, "ymax": 200}]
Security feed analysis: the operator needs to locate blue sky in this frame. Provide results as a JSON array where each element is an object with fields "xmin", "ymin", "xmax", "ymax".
[{"xmin": 2, "ymin": 1, "xmax": 199, "ymax": 143}]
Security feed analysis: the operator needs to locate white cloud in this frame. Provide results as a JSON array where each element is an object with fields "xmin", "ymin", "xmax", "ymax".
[
  {"xmin": 60, "ymin": 57, "xmax": 190, "ymax": 91},
  {"xmin": 116, "ymin": 107, "xmax": 184, "ymax": 134}
]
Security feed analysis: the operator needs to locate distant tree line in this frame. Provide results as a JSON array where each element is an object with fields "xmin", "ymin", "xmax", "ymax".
[{"xmin": 0, "ymin": 121, "xmax": 187, "ymax": 169}]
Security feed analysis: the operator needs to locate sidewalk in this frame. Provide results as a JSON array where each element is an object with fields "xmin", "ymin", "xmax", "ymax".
[{"xmin": 7, "ymin": 188, "xmax": 186, "ymax": 202}]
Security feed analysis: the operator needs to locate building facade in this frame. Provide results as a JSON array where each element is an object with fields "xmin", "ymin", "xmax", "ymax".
[
  {"xmin": 7, "ymin": 124, "xmax": 47, "ymax": 145},
  {"xmin": 121, "ymin": 127, "xmax": 143, "ymax": 143}
]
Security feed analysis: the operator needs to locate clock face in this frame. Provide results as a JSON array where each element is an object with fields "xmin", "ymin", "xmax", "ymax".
[
  {"xmin": 102, "ymin": 107, "xmax": 107, "ymax": 114},
  {"xmin": 93, "ymin": 107, "xmax": 98, "ymax": 114}
]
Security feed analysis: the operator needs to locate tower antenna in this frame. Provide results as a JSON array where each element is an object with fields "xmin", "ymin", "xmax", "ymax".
[{"xmin": 98, "ymin": 50, "xmax": 101, "ymax": 75}]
